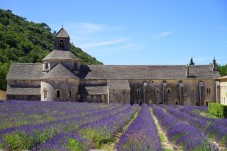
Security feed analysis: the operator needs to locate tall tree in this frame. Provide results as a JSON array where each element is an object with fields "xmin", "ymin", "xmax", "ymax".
[{"xmin": 189, "ymin": 57, "xmax": 195, "ymax": 65}]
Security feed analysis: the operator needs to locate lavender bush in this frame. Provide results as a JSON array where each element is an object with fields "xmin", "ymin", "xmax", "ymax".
[
  {"xmin": 151, "ymin": 104, "xmax": 212, "ymax": 151},
  {"xmin": 115, "ymin": 104, "xmax": 162, "ymax": 151},
  {"xmin": 78, "ymin": 104, "xmax": 139, "ymax": 148}
]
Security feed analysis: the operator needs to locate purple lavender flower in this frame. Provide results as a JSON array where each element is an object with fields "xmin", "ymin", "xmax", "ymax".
[{"xmin": 116, "ymin": 104, "xmax": 162, "ymax": 151}]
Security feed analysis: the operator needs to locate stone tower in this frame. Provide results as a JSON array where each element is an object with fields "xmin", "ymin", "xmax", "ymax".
[
  {"xmin": 55, "ymin": 27, "xmax": 70, "ymax": 51},
  {"xmin": 41, "ymin": 27, "xmax": 80, "ymax": 101}
]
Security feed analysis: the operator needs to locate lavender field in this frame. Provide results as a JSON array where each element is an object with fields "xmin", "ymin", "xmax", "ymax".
[{"xmin": 0, "ymin": 101, "xmax": 226, "ymax": 151}]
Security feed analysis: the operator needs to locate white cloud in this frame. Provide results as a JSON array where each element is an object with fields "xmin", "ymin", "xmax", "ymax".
[
  {"xmin": 78, "ymin": 22, "xmax": 106, "ymax": 34},
  {"xmin": 80, "ymin": 38, "xmax": 127, "ymax": 48},
  {"xmin": 152, "ymin": 31, "xmax": 172, "ymax": 39}
]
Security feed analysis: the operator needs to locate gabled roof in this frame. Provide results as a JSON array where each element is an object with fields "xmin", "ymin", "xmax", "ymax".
[
  {"xmin": 107, "ymin": 80, "xmax": 130, "ymax": 90},
  {"xmin": 55, "ymin": 27, "xmax": 69, "ymax": 38},
  {"xmin": 79, "ymin": 65, "xmax": 220, "ymax": 80},
  {"xmin": 7, "ymin": 86, "xmax": 40, "ymax": 95},
  {"xmin": 42, "ymin": 63, "xmax": 79, "ymax": 79},
  {"xmin": 43, "ymin": 50, "xmax": 79, "ymax": 61},
  {"xmin": 7, "ymin": 63, "xmax": 42, "ymax": 80}
]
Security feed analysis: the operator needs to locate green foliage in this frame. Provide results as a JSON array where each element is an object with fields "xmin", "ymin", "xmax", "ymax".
[
  {"xmin": 0, "ymin": 9, "xmax": 102, "ymax": 90},
  {"xmin": 208, "ymin": 102, "xmax": 227, "ymax": 118},
  {"xmin": 67, "ymin": 138, "xmax": 86, "ymax": 151},
  {"xmin": 217, "ymin": 64, "xmax": 227, "ymax": 77},
  {"xmin": 189, "ymin": 57, "xmax": 195, "ymax": 65},
  {"xmin": 3, "ymin": 131, "xmax": 32, "ymax": 151}
]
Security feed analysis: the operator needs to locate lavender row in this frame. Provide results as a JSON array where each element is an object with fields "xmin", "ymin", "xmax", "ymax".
[
  {"xmin": 179, "ymin": 106, "xmax": 227, "ymax": 127},
  {"xmin": 151, "ymin": 104, "xmax": 212, "ymax": 150},
  {"xmin": 77, "ymin": 104, "xmax": 139, "ymax": 148},
  {"xmin": 161, "ymin": 105, "xmax": 227, "ymax": 148},
  {"xmin": 116, "ymin": 104, "xmax": 161, "ymax": 151},
  {"xmin": 0, "ymin": 104, "xmax": 130, "ymax": 150},
  {"xmin": 0, "ymin": 101, "xmax": 118, "ymax": 129},
  {"xmin": 33, "ymin": 104, "xmax": 139, "ymax": 151},
  {"xmin": 32, "ymin": 132, "xmax": 94, "ymax": 151}
]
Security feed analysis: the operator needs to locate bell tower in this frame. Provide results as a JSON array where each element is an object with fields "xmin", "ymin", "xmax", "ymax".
[{"xmin": 54, "ymin": 27, "xmax": 70, "ymax": 51}]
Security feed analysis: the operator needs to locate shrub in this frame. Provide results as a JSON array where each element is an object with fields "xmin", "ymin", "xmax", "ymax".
[{"xmin": 208, "ymin": 103, "xmax": 227, "ymax": 118}]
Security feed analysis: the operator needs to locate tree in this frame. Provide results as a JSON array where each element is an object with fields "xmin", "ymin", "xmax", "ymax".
[{"xmin": 189, "ymin": 57, "xmax": 195, "ymax": 65}]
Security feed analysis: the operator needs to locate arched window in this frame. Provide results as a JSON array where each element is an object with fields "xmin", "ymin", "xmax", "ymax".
[
  {"xmin": 57, "ymin": 90, "xmax": 60, "ymax": 98},
  {"xmin": 45, "ymin": 62, "xmax": 48, "ymax": 69},
  {"xmin": 69, "ymin": 90, "xmax": 72, "ymax": 98},
  {"xmin": 60, "ymin": 40, "xmax": 64, "ymax": 48},
  {"xmin": 156, "ymin": 88, "xmax": 159, "ymax": 93},
  {"xmin": 167, "ymin": 88, "xmax": 171, "ymax": 93},
  {"xmin": 44, "ymin": 89, "xmax": 47, "ymax": 99},
  {"xmin": 207, "ymin": 88, "xmax": 211, "ymax": 94},
  {"xmin": 175, "ymin": 101, "xmax": 178, "ymax": 105},
  {"xmin": 137, "ymin": 88, "xmax": 140, "ymax": 93},
  {"xmin": 192, "ymin": 89, "xmax": 195, "ymax": 93}
]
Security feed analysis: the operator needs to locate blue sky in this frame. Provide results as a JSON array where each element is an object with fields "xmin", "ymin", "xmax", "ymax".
[{"xmin": 1, "ymin": 0, "xmax": 227, "ymax": 65}]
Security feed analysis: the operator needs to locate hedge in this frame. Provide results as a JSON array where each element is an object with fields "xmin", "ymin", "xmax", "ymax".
[{"xmin": 208, "ymin": 102, "xmax": 227, "ymax": 118}]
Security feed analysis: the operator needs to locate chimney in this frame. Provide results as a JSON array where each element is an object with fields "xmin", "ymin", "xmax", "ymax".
[
  {"xmin": 213, "ymin": 57, "xmax": 217, "ymax": 71},
  {"xmin": 186, "ymin": 65, "xmax": 189, "ymax": 78}
]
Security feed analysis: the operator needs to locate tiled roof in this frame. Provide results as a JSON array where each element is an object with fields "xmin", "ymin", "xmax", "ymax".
[
  {"xmin": 43, "ymin": 50, "xmax": 79, "ymax": 61},
  {"xmin": 55, "ymin": 27, "xmax": 69, "ymax": 38},
  {"xmin": 6, "ymin": 86, "xmax": 40, "ymax": 95},
  {"xmin": 78, "ymin": 86, "xmax": 108, "ymax": 94},
  {"xmin": 7, "ymin": 63, "xmax": 42, "ymax": 80},
  {"xmin": 79, "ymin": 65, "xmax": 220, "ymax": 80},
  {"xmin": 42, "ymin": 63, "xmax": 79, "ymax": 79},
  {"xmin": 107, "ymin": 80, "xmax": 130, "ymax": 90}
]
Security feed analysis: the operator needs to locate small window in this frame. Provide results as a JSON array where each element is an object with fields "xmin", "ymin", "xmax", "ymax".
[
  {"xmin": 192, "ymin": 89, "xmax": 195, "ymax": 93},
  {"xmin": 207, "ymin": 88, "xmax": 211, "ymax": 94},
  {"xmin": 44, "ymin": 89, "xmax": 47, "ymax": 99},
  {"xmin": 206, "ymin": 102, "xmax": 208, "ymax": 106},
  {"xmin": 167, "ymin": 88, "xmax": 171, "ymax": 93},
  {"xmin": 137, "ymin": 88, "xmax": 140, "ymax": 93},
  {"xmin": 147, "ymin": 89, "xmax": 150, "ymax": 93},
  {"xmin": 156, "ymin": 88, "xmax": 159, "ymax": 93},
  {"xmin": 196, "ymin": 102, "xmax": 199, "ymax": 106},
  {"xmin": 57, "ymin": 90, "xmax": 60, "ymax": 98},
  {"xmin": 175, "ymin": 101, "xmax": 178, "ymax": 105},
  {"xmin": 60, "ymin": 40, "xmax": 64, "ymax": 48},
  {"xmin": 69, "ymin": 90, "xmax": 72, "ymax": 98},
  {"xmin": 45, "ymin": 62, "xmax": 48, "ymax": 69}
]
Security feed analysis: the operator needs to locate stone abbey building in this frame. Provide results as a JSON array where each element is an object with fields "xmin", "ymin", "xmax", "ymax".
[{"xmin": 6, "ymin": 28, "xmax": 221, "ymax": 106}]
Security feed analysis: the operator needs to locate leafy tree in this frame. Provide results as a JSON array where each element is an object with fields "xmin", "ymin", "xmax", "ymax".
[{"xmin": 217, "ymin": 64, "xmax": 227, "ymax": 77}]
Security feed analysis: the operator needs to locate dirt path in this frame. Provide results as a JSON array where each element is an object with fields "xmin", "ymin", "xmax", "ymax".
[{"xmin": 150, "ymin": 108, "xmax": 179, "ymax": 151}]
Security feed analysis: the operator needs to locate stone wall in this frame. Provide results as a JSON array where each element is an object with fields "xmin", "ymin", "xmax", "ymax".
[
  {"xmin": 220, "ymin": 78, "xmax": 227, "ymax": 105},
  {"xmin": 128, "ymin": 79, "xmax": 216, "ymax": 106},
  {"xmin": 109, "ymin": 89, "xmax": 130, "ymax": 104},
  {"xmin": 41, "ymin": 78, "xmax": 79, "ymax": 101}
]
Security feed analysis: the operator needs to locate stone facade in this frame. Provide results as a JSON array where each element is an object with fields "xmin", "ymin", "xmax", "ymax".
[
  {"xmin": 218, "ymin": 76, "xmax": 227, "ymax": 105},
  {"xmin": 6, "ymin": 27, "xmax": 221, "ymax": 106}
]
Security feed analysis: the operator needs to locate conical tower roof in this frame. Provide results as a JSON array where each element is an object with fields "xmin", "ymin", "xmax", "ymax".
[
  {"xmin": 55, "ymin": 27, "xmax": 69, "ymax": 38},
  {"xmin": 42, "ymin": 63, "xmax": 79, "ymax": 79}
]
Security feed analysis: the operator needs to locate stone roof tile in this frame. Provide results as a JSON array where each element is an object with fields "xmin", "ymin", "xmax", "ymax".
[
  {"xmin": 7, "ymin": 63, "xmax": 42, "ymax": 80},
  {"xmin": 43, "ymin": 50, "xmax": 79, "ymax": 61},
  {"xmin": 79, "ymin": 65, "xmax": 220, "ymax": 80},
  {"xmin": 6, "ymin": 86, "xmax": 40, "ymax": 95},
  {"xmin": 55, "ymin": 27, "xmax": 69, "ymax": 38},
  {"xmin": 42, "ymin": 63, "xmax": 79, "ymax": 79}
]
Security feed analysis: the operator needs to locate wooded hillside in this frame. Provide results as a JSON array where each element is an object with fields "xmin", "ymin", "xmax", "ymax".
[{"xmin": 0, "ymin": 9, "xmax": 102, "ymax": 90}]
